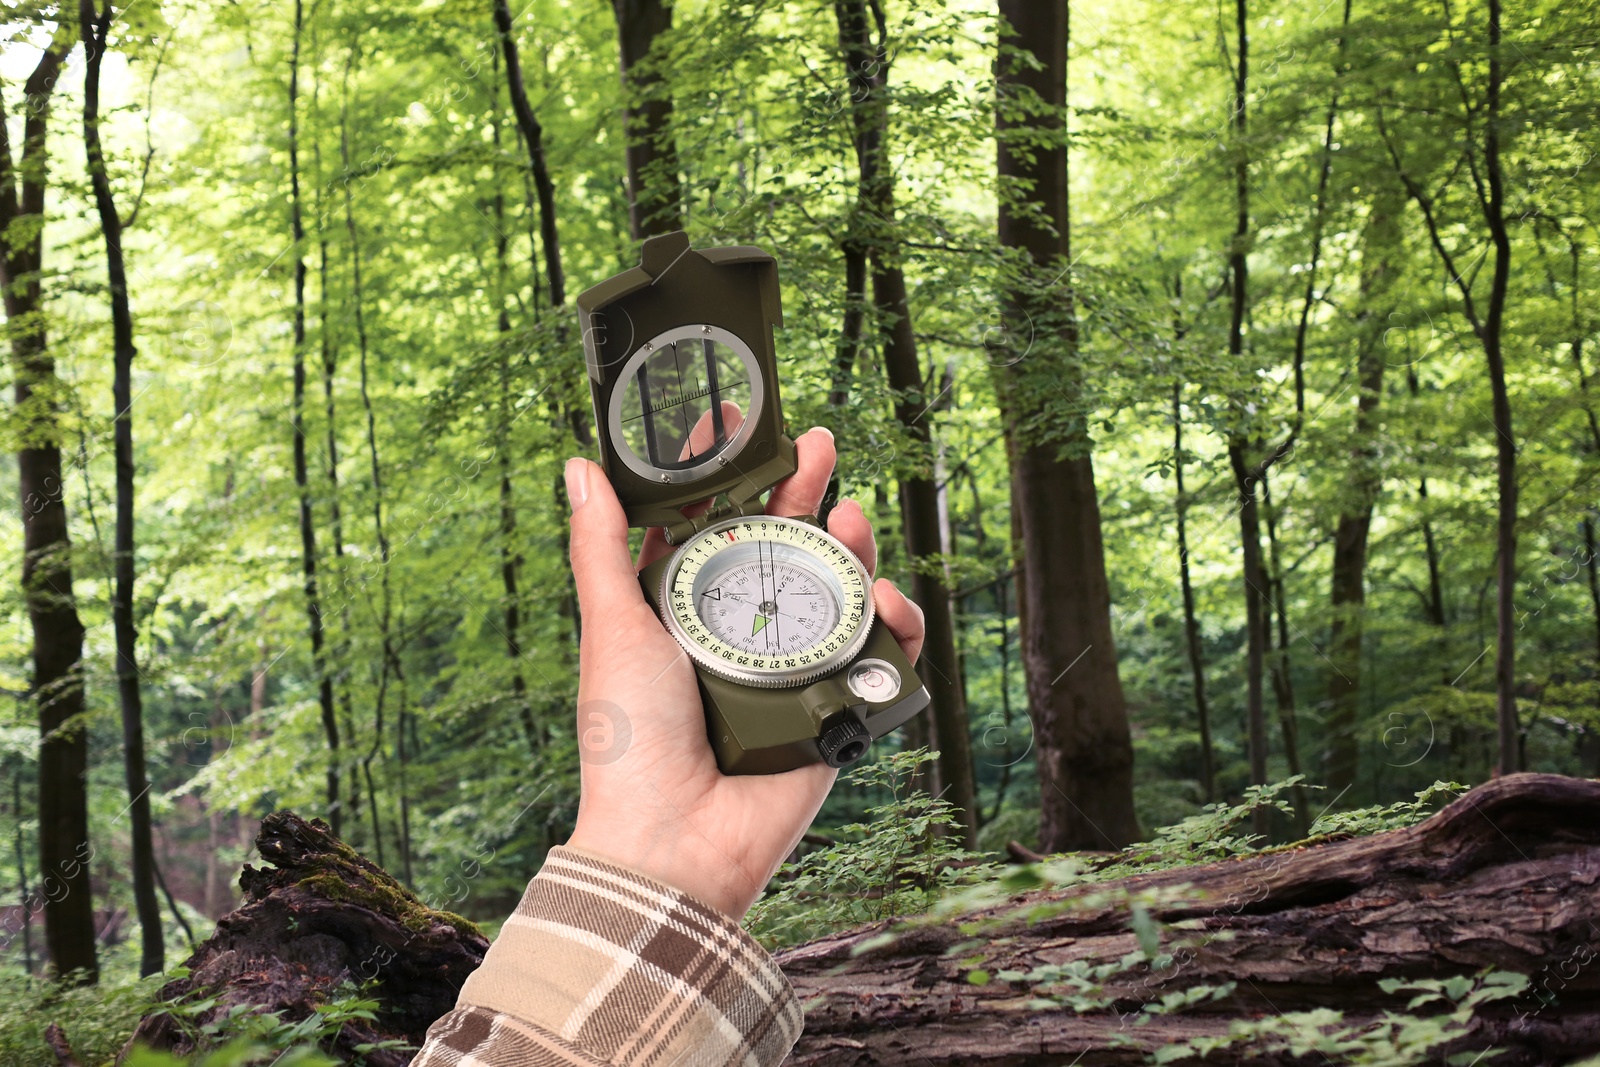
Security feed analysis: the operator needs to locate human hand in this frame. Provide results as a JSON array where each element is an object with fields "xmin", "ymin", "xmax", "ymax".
[{"xmin": 560, "ymin": 427, "xmax": 926, "ymax": 921}]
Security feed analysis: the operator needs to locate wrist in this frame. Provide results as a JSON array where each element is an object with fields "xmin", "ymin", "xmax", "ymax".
[{"xmin": 564, "ymin": 823, "xmax": 755, "ymax": 920}]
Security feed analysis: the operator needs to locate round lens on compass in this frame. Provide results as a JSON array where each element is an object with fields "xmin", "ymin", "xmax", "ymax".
[{"xmin": 617, "ymin": 335, "xmax": 752, "ymax": 471}]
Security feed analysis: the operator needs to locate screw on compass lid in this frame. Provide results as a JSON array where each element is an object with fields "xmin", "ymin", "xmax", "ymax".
[{"xmin": 818, "ymin": 717, "xmax": 872, "ymax": 769}]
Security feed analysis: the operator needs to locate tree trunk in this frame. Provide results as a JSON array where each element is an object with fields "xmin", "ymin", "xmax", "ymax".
[
  {"xmin": 1324, "ymin": 191, "xmax": 1404, "ymax": 795},
  {"xmin": 1228, "ymin": 445, "xmax": 1272, "ymax": 834},
  {"xmin": 1482, "ymin": 0, "xmax": 1517, "ymax": 775},
  {"xmin": 81, "ymin": 0, "xmax": 163, "ymax": 979},
  {"xmin": 1382, "ymin": 0, "xmax": 1516, "ymax": 773},
  {"xmin": 341, "ymin": 41, "xmax": 396, "ymax": 873},
  {"xmin": 1259, "ymin": 472, "xmax": 1307, "ymax": 835},
  {"xmin": 995, "ymin": 0, "xmax": 1139, "ymax": 851},
  {"xmin": 489, "ymin": 44, "xmax": 535, "ymax": 749},
  {"xmin": 289, "ymin": 0, "xmax": 341, "ymax": 834},
  {"xmin": 12, "ymin": 767, "xmax": 36, "ymax": 974},
  {"xmin": 494, "ymin": 0, "xmax": 565, "ymax": 311},
  {"xmin": 2, "ymin": 32, "xmax": 99, "ymax": 987},
  {"xmin": 312, "ymin": 61, "xmax": 360, "ymax": 831},
  {"xmin": 611, "ymin": 0, "xmax": 681, "ymax": 238},
  {"xmin": 126, "ymin": 812, "xmax": 488, "ymax": 1066},
  {"xmin": 777, "ymin": 774, "xmax": 1600, "ymax": 1065},
  {"xmin": 1172, "ymin": 381, "xmax": 1214, "ymax": 803},
  {"xmin": 836, "ymin": 0, "xmax": 977, "ymax": 846}
]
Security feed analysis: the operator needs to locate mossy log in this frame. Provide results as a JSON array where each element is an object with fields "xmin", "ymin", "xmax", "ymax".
[
  {"xmin": 777, "ymin": 773, "xmax": 1600, "ymax": 1066},
  {"xmin": 124, "ymin": 811, "xmax": 487, "ymax": 1066}
]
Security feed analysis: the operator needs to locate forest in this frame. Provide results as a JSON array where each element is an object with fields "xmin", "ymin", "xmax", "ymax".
[{"xmin": 2, "ymin": 0, "xmax": 1599, "ymax": 1062}]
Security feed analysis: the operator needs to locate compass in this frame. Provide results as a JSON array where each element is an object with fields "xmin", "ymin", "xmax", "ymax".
[{"xmin": 576, "ymin": 231, "xmax": 930, "ymax": 775}]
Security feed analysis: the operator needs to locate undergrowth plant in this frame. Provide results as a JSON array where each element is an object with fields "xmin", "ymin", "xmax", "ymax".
[
  {"xmin": 747, "ymin": 748, "xmax": 1001, "ymax": 951},
  {"xmin": 0, "ymin": 971, "xmax": 166, "ymax": 1066},
  {"xmin": 120, "ymin": 976, "xmax": 411, "ymax": 1067}
]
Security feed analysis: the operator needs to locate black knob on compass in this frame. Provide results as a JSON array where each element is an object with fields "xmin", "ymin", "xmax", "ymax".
[{"xmin": 818, "ymin": 718, "xmax": 872, "ymax": 768}]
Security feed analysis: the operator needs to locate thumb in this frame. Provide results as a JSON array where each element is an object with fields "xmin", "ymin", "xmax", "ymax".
[{"xmin": 565, "ymin": 458, "xmax": 647, "ymax": 625}]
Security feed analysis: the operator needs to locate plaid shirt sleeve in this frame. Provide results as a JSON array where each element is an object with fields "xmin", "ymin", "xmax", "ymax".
[{"xmin": 411, "ymin": 845, "xmax": 803, "ymax": 1067}]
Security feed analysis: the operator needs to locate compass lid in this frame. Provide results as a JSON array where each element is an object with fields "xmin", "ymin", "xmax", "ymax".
[{"xmin": 575, "ymin": 231, "xmax": 797, "ymax": 540}]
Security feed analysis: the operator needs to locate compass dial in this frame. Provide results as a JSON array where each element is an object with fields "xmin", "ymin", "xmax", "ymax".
[{"xmin": 660, "ymin": 515, "xmax": 874, "ymax": 688}]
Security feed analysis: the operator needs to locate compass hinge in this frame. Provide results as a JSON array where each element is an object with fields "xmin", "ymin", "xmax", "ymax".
[{"xmin": 663, "ymin": 496, "xmax": 767, "ymax": 545}]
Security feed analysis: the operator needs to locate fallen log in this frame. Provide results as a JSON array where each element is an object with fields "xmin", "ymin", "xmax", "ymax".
[
  {"xmin": 777, "ymin": 773, "xmax": 1600, "ymax": 1066},
  {"xmin": 124, "ymin": 812, "xmax": 488, "ymax": 1066}
]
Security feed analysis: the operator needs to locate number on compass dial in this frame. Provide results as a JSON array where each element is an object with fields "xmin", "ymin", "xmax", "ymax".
[{"xmin": 660, "ymin": 515, "xmax": 874, "ymax": 687}]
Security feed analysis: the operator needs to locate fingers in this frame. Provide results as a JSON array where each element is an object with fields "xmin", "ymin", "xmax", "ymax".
[
  {"xmin": 683, "ymin": 401, "xmax": 745, "ymax": 463},
  {"xmin": 765, "ymin": 427, "xmax": 836, "ymax": 518},
  {"xmin": 824, "ymin": 498, "xmax": 876, "ymax": 578},
  {"xmin": 637, "ymin": 403, "xmax": 747, "ymax": 571},
  {"xmin": 566, "ymin": 458, "xmax": 653, "ymax": 637},
  {"xmin": 874, "ymin": 579, "xmax": 925, "ymax": 665}
]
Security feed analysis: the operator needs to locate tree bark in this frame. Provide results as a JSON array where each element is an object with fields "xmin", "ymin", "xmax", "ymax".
[
  {"xmin": 611, "ymin": 0, "xmax": 681, "ymax": 238},
  {"xmin": 289, "ymin": 0, "xmax": 342, "ymax": 834},
  {"xmin": 1325, "ymin": 190, "xmax": 1404, "ymax": 794},
  {"xmin": 836, "ymin": 0, "xmax": 978, "ymax": 846},
  {"xmin": 126, "ymin": 812, "xmax": 488, "ymax": 1066},
  {"xmin": 81, "ymin": 0, "xmax": 163, "ymax": 979},
  {"xmin": 2, "ymin": 29, "xmax": 98, "ymax": 987},
  {"xmin": 779, "ymin": 773, "xmax": 1600, "ymax": 1065},
  {"xmin": 995, "ymin": 0, "xmax": 1139, "ymax": 851}
]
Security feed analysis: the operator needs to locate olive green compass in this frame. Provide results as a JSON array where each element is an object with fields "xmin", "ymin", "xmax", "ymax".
[{"xmin": 575, "ymin": 231, "xmax": 929, "ymax": 775}]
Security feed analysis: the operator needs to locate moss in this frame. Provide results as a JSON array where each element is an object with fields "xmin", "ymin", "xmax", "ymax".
[{"xmin": 293, "ymin": 869, "xmax": 483, "ymax": 942}]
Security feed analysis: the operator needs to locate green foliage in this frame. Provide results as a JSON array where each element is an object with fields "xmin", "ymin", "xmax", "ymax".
[
  {"xmin": 126, "ymin": 978, "xmax": 410, "ymax": 1067},
  {"xmin": 1309, "ymin": 782, "xmax": 1470, "ymax": 838},
  {"xmin": 0, "ymin": 972, "xmax": 166, "ymax": 1067},
  {"xmin": 1099, "ymin": 777, "xmax": 1312, "ymax": 877},
  {"xmin": 1151, "ymin": 970, "xmax": 1528, "ymax": 1066},
  {"xmin": 747, "ymin": 749, "xmax": 1001, "ymax": 951}
]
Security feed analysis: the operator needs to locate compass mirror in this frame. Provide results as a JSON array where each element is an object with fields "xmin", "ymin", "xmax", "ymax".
[{"xmin": 605, "ymin": 324, "xmax": 765, "ymax": 485}]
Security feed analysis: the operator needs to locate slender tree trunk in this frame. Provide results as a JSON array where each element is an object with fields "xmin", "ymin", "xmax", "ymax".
[
  {"xmin": 1223, "ymin": 0, "xmax": 1278, "ymax": 837},
  {"xmin": 1482, "ymin": 0, "xmax": 1516, "ymax": 775},
  {"xmin": 81, "ymin": 0, "xmax": 162, "ymax": 978},
  {"xmin": 1172, "ymin": 380, "xmax": 1214, "ymax": 803},
  {"xmin": 340, "ymin": 42, "xmax": 392, "ymax": 871},
  {"xmin": 311, "ymin": 52, "xmax": 361, "ymax": 835},
  {"xmin": 821, "ymin": 241, "xmax": 868, "ymax": 526},
  {"xmin": 1406, "ymin": 367, "xmax": 1448, "ymax": 627},
  {"xmin": 1325, "ymin": 191, "xmax": 1403, "ymax": 794},
  {"xmin": 494, "ymin": 0, "xmax": 565, "ymax": 310},
  {"xmin": 2, "ymin": 32, "xmax": 98, "ymax": 986},
  {"xmin": 289, "ymin": 0, "xmax": 341, "ymax": 834},
  {"xmin": 1260, "ymin": 473, "xmax": 1308, "ymax": 834},
  {"xmin": 489, "ymin": 43, "xmax": 535, "ymax": 749},
  {"xmin": 994, "ymin": 0, "xmax": 1137, "ymax": 850},
  {"xmin": 1230, "ymin": 444, "xmax": 1272, "ymax": 834},
  {"xmin": 836, "ymin": 0, "xmax": 977, "ymax": 845},
  {"xmin": 1382, "ymin": 0, "xmax": 1516, "ymax": 772},
  {"xmin": 611, "ymin": 0, "xmax": 681, "ymax": 238},
  {"xmin": 12, "ymin": 768, "xmax": 35, "ymax": 974}
]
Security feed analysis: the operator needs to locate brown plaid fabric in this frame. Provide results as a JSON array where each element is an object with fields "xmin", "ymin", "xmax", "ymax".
[{"xmin": 412, "ymin": 845, "xmax": 803, "ymax": 1067}]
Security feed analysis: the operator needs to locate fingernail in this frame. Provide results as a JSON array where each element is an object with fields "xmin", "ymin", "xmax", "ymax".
[
  {"xmin": 809, "ymin": 425, "xmax": 834, "ymax": 441},
  {"xmin": 837, "ymin": 497, "xmax": 860, "ymax": 513},
  {"xmin": 564, "ymin": 458, "xmax": 589, "ymax": 512}
]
